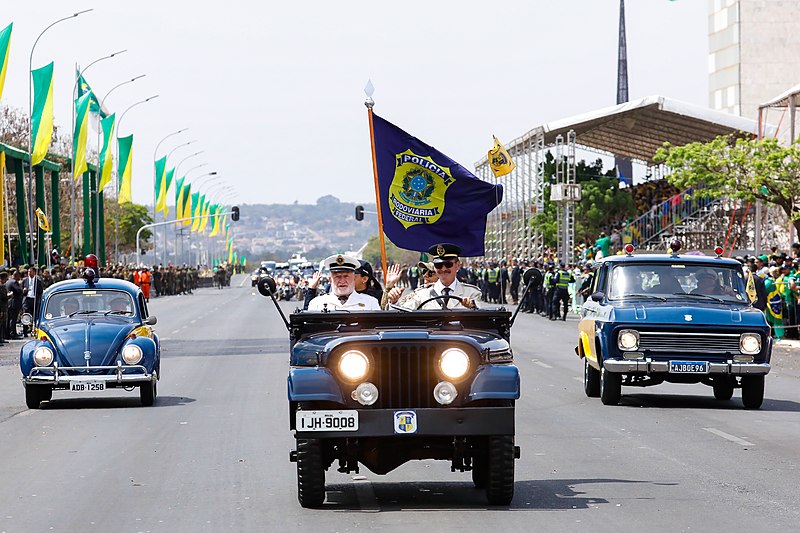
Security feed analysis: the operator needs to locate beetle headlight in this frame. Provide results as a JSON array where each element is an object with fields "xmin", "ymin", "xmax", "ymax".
[
  {"xmin": 338, "ymin": 350, "xmax": 369, "ymax": 382},
  {"xmin": 33, "ymin": 346, "xmax": 54, "ymax": 367},
  {"xmin": 740, "ymin": 333, "xmax": 761, "ymax": 355},
  {"xmin": 122, "ymin": 344, "xmax": 143, "ymax": 365},
  {"xmin": 617, "ymin": 329, "xmax": 639, "ymax": 351},
  {"xmin": 439, "ymin": 348, "xmax": 470, "ymax": 380}
]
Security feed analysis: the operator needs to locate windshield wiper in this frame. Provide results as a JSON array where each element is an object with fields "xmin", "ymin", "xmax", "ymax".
[
  {"xmin": 622, "ymin": 293, "xmax": 667, "ymax": 301},
  {"xmin": 104, "ymin": 310, "xmax": 133, "ymax": 316},
  {"xmin": 672, "ymin": 292, "xmax": 724, "ymax": 303},
  {"xmin": 69, "ymin": 310, "xmax": 99, "ymax": 317}
]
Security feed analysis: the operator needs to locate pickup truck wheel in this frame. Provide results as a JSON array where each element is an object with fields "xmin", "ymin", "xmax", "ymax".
[
  {"xmin": 25, "ymin": 385, "xmax": 52, "ymax": 409},
  {"xmin": 584, "ymin": 358, "xmax": 600, "ymax": 398},
  {"xmin": 296, "ymin": 438, "xmax": 326, "ymax": 508},
  {"xmin": 712, "ymin": 377, "xmax": 735, "ymax": 401},
  {"xmin": 600, "ymin": 367, "xmax": 622, "ymax": 405},
  {"xmin": 485, "ymin": 436, "xmax": 514, "ymax": 505},
  {"xmin": 140, "ymin": 379, "xmax": 157, "ymax": 407},
  {"xmin": 471, "ymin": 455, "xmax": 488, "ymax": 489},
  {"xmin": 741, "ymin": 375, "xmax": 765, "ymax": 409}
]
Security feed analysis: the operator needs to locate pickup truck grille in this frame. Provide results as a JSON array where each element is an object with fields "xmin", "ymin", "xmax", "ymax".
[
  {"xmin": 369, "ymin": 345, "xmax": 438, "ymax": 409},
  {"xmin": 638, "ymin": 331, "xmax": 741, "ymax": 354}
]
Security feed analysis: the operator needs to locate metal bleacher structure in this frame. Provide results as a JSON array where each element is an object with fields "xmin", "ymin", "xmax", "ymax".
[{"xmin": 474, "ymin": 95, "xmax": 774, "ymax": 262}]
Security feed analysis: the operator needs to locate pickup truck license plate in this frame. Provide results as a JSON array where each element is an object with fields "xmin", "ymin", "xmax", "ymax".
[
  {"xmin": 296, "ymin": 410, "xmax": 358, "ymax": 432},
  {"xmin": 70, "ymin": 380, "xmax": 105, "ymax": 392},
  {"xmin": 669, "ymin": 361, "xmax": 709, "ymax": 373}
]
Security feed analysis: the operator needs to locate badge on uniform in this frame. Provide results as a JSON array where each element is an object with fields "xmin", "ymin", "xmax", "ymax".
[{"xmin": 393, "ymin": 410, "xmax": 417, "ymax": 434}]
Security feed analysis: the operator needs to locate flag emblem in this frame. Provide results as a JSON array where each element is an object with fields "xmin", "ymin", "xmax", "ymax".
[
  {"xmin": 488, "ymin": 135, "xmax": 516, "ymax": 177},
  {"xmin": 389, "ymin": 150, "xmax": 453, "ymax": 229},
  {"xmin": 393, "ymin": 411, "xmax": 417, "ymax": 434}
]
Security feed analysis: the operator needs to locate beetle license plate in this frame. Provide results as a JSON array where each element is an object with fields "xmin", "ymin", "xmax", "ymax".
[
  {"xmin": 296, "ymin": 410, "xmax": 358, "ymax": 432},
  {"xmin": 669, "ymin": 361, "xmax": 709, "ymax": 373},
  {"xmin": 70, "ymin": 380, "xmax": 105, "ymax": 392}
]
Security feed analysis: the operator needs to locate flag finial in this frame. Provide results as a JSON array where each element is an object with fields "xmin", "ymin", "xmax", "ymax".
[{"xmin": 364, "ymin": 79, "xmax": 375, "ymax": 109}]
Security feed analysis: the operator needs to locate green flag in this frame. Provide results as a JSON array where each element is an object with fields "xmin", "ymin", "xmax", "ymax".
[
  {"xmin": 181, "ymin": 183, "xmax": 192, "ymax": 226},
  {"xmin": 175, "ymin": 176, "xmax": 185, "ymax": 218},
  {"xmin": 117, "ymin": 135, "xmax": 133, "ymax": 204},
  {"xmin": 154, "ymin": 156, "xmax": 167, "ymax": 214},
  {"xmin": 72, "ymin": 92, "xmax": 92, "ymax": 177},
  {"xmin": 0, "ymin": 23, "xmax": 12, "ymax": 101},
  {"xmin": 98, "ymin": 113, "xmax": 115, "ymax": 191},
  {"xmin": 31, "ymin": 62, "xmax": 54, "ymax": 166},
  {"xmin": 76, "ymin": 71, "xmax": 107, "ymax": 118}
]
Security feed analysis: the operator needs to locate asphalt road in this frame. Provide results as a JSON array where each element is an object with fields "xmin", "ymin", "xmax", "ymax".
[{"xmin": 2, "ymin": 276, "xmax": 800, "ymax": 532}]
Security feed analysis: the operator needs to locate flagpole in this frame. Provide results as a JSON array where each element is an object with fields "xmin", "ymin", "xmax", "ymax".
[{"xmin": 365, "ymin": 96, "xmax": 388, "ymax": 281}]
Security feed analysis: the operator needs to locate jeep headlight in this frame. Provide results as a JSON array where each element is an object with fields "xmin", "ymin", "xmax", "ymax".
[
  {"xmin": 617, "ymin": 329, "xmax": 639, "ymax": 351},
  {"xmin": 122, "ymin": 344, "xmax": 143, "ymax": 365},
  {"xmin": 439, "ymin": 348, "xmax": 470, "ymax": 380},
  {"xmin": 740, "ymin": 333, "xmax": 761, "ymax": 355},
  {"xmin": 33, "ymin": 346, "xmax": 54, "ymax": 367},
  {"xmin": 338, "ymin": 350, "xmax": 369, "ymax": 382}
]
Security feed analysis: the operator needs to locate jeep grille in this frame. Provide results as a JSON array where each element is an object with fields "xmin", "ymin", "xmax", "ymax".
[{"xmin": 369, "ymin": 345, "xmax": 438, "ymax": 409}]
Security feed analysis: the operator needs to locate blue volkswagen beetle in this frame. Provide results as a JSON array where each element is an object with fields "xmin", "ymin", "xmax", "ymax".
[{"xmin": 20, "ymin": 271, "xmax": 160, "ymax": 409}]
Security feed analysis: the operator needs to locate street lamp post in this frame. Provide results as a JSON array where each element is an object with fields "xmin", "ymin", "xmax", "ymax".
[
  {"xmin": 29, "ymin": 8, "xmax": 93, "ymax": 266},
  {"xmin": 152, "ymin": 128, "xmax": 188, "ymax": 263},
  {"xmin": 69, "ymin": 49, "xmax": 126, "ymax": 265}
]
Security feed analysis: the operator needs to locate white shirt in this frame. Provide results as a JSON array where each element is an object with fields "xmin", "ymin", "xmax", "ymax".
[
  {"xmin": 307, "ymin": 291, "xmax": 381, "ymax": 311},
  {"xmin": 400, "ymin": 279, "xmax": 481, "ymax": 310}
]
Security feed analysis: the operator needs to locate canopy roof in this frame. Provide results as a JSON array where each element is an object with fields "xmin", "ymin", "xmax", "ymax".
[
  {"xmin": 478, "ymin": 95, "xmax": 771, "ymax": 166},
  {"xmin": 759, "ymin": 83, "xmax": 800, "ymax": 109}
]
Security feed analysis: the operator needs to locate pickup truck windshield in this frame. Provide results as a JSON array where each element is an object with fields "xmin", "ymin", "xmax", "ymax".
[{"xmin": 607, "ymin": 263, "xmax": 748, "ymax": 303}]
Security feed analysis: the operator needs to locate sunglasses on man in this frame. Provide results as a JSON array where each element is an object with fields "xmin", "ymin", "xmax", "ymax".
[{"xmin": 434, "ymin": 261, "xmax": 455, "ymax": 269}]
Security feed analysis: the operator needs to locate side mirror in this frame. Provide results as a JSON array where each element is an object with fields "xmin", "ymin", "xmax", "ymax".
[
  {"xmin": 590, "ymin": 291, "xmax": 605, "ymax": 303},
  {"xmin": 143, "ymin": 315, "xmax": 157, "ymax": 326},
  {"xmin": 257, "ymin": 276, "xmax": 278, "ymax": 297}
]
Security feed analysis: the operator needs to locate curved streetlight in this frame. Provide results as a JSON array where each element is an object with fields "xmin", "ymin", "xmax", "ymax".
[
  {"xmin": 182, "ymin": 163, "xmax": 208, "ymax": 180},
  {"xmin": 117, "ymin": 94, "xmax": 159, "ymax": 137},
  {"xmin": 151, "ymin": 128, "xmax": 188, "ymax": 260},
  {"xmin": 193, "ymin": 173, "xmax": 220, "ymax": 189},
  {"xmin": 29, "ymin": 8, "xmax": 93, "ymax": 265},
  {"xmin": 68, "ymin": 50, "xmax": 127, "ymax": 265}
]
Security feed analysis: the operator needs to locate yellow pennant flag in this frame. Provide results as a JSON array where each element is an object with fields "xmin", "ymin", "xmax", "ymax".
[
  {"xmin": 746, "ymin": 270, "xmax": 757, "ymax": 303},
  {"xmin": 0, "ymin": 151, "xmax": 5, "ymax": 266},
  {"xmin": 488, "ymin": 135, "xmax": 515, "ymax": 178},
  {"xmin": 35, "ymin": 207, "xmax": 50, "ymax": 232}
]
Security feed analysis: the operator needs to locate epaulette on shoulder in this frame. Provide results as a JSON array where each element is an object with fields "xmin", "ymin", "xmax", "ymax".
[{"xmin": 462, "ymin": 283, "xmax": 480, "ymax": 290}]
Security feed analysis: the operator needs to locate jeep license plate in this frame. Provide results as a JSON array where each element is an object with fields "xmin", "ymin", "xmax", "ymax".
[
  {"xmin": 296, "ymin": 410, "xmax": 358, "ymax": 432},
  {"xmin": 70, "ymin": 380, "xmax": 105, "ymax": 392},
  {"xmin": 669, "ymin": 361, "xmax": 709, "ymax": 373}
]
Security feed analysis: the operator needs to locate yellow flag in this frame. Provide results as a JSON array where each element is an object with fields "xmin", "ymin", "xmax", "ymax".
[
  {"xmin": 746, "ymin": 271, "xmax": 757, "ymax": 303},
  {"xmin": 0, "ymin": 151, "xmax": 5, "ymax": 266},
  {"xmin": 488, "ymin": 135, "xmax": 515, "ymax": 178},
  {"xmin": 35, "ymin": 207, "xmax": 50, "ymax": 232}
]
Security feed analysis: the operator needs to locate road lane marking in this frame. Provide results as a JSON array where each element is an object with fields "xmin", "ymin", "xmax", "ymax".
[
  {"xmin": 702, "ymin": 428, "xmax": 754, "ymax": 446},
  {"xmin": 352, "ymin": 476, "xmax": 379, "ymax": 512},
  {"xmin": 171, "ymin": 330, "xmax": 180, "ymax": 334},
  {"xmin": 573, "ymin": 377, "xmax": 584, "ymax": 383},
  {"xmin": 531, "ymin": 359, "xmax": 552, "ymax": 369}
]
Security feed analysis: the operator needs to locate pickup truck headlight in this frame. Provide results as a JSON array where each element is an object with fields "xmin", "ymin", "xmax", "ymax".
[
  {"xmin": 338, "ymin": 350, "xmax": 369, "ymax": 382},
  {"xmin": 122, "ymin": 344, "xmax": 143, "ymax": 365},
  {"xmin": 440, "ymin": 348, "xmax": 470, "ymax": 380},
  {"xmin": 739, "ymin": 333, "xmax": 761, "ymax": 355},
  {"xmin": 33, "ymin": 346, "xmax": 54, "ymax": 367},
  {"xmin": 617, "ymin": 329, "xmax": 639, "ymax": 351}
]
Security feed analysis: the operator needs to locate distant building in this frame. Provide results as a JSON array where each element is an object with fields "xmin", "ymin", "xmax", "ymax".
[{"xmin": 708, "ymin": 0, "xmax": 800, "ymax": 119}]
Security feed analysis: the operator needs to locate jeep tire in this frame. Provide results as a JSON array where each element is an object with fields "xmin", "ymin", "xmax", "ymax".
[
  {"xmin": 296, "ymin": 438, "xmax": 326, "ymax": 508},
  {"xmin": 600, "ymin": 366, "xmax": 622, "ymax": 405},
  {"xmin": 741, "ymin": 375, "xmax": 765, "ymax": 409},
  {"xmin": 471, "ymin": 454, "xmax": 488, "ymax": 489},
  {"xmin": 485, "ymin": 436, "xmax": 514, "ymax": 505},
  {"xmin": 584, "ymin": 358, "xmax": 600, "ymax": 398}
]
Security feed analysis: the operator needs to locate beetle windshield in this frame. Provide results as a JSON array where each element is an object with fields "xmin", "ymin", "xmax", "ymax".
[
  {"xmin": 44, "ymin": 289, "xmax": 136, "ymax": 319},
  {"xmin": 607, "ymin": 263, "xmax": 748, "ymax": 303}
]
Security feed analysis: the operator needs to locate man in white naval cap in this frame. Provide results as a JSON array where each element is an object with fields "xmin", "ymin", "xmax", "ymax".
[
  {"xmin": 307, "ymin": 254, "xmax": 381, "ymax": 311},
  {"xmin": 400, "ymin": 243, "xmax": 481, "ymax": 310}
]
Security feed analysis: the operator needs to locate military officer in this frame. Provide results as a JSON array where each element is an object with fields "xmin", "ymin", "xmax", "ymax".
[
  {"xmin": 400, "ymin": 243, "xmax": 481, "ymax": 310},
  {"xmin": 307, "ymin": 254, "xmax": 381, "ymax": 311}
]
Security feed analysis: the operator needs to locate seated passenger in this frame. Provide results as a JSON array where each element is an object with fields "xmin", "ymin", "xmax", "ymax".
[
  {"xmin": 400, "ymin": 243, "xmax": 480, "ymax": 310},
  {"xmin": 62, "ymin": 298, "xmax": 79, "ymax": 316},
  {"xmin": 692, "ymin": 268, "xmax": 725, "ymax": 295},
  {"xmin": 387, "ymin": 260, "xmax": 438, "ymax": 306},
  {"xmin": 648, "ymin": 272, "xmax": 683, "ymax": 294},
  {"xmin": 307, "ymin": 254, "xmax": 381, "ymax": 311},
  {"xmin": 110, "ymin": 297, "xmax": 132, "ymax": 313}
]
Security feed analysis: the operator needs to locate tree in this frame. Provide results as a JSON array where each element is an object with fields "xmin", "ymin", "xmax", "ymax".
[
  {"xmin": 108, "ymin": 202, "xmax": 153, "ymax": 254},
  {"xmin": 361, "ymin": 234, "xmax": 420, "ymax": 267},
  {"xmin": 653, "ymin": 135, "xmax": 800, "ymax": 236}
]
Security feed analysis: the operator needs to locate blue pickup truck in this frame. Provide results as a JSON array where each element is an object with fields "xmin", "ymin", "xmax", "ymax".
[{"xmin": 577, "ymin": 244, "xmax": 771, "ymax": 409}]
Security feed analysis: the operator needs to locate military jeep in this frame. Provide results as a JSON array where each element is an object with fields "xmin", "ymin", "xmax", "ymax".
[{"xmin": 270, "ymin": 299, "xmax": 520, "ymax": 508}]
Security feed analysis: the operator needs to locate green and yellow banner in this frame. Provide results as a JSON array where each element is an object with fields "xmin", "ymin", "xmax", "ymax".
[
  {"xmin": 98, "ymin": 113, "xmax": 115, "ymax": 190},
  {"xmin": 117, "ymin": 135, "xmax": 133, "ymax": 204},
  {"xmin": 190, "ymin": 192, "xmax": 201, "ymax": 231},
  {"xmin": 175, "ymin": 176, "xmax": 185, "ymax": 218},
  {"xmin": 209, "ymin": 204, "xmax": 221, "ymax": 237},
  {"xmin": 199, "ymin": 197, "xmax": 211, "ymax": 233},
  {"xmin": 0, "ymin": 23, "xmax": 12, "ymax": 101},
  {"xmin": 181, "ymin": 183, "xmax": 192, "ymax": 226},
  {"xmin": 76, "ymin": 71, "xmax": 107, "ymax": 118},
  {"xmin": 72, "ymin": 91, "xmax": 92, "ymax": 177},
  {"xmin": 154, "ymin": 156, "xmax": 167, "ymax": 214},
  {"xmin": 164, "ymin": 168, "xmax": 174, "ymax": 216},
  {"xmin": 31, "ymin": 62, "xmax": 54, "ymax": 166}
]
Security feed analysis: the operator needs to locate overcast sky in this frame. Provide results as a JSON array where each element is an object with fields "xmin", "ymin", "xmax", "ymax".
[{"xmin": 5, "ymin": 0, "xmax": 707, "ymax": 206}]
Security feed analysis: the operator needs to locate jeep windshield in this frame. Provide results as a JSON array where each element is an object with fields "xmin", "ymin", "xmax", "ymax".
[{"xmin": 606, "ymin": 262, "xmax": 748, "ymax": 304}]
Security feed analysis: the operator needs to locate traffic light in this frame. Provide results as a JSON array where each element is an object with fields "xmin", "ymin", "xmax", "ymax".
[
  {"xmin": 355, "ymin": 205, "xmax": 364, "ymax": 221},
  {"xmin": 231, "ymin": 206, "xmax": 240, "ymax": 221}
]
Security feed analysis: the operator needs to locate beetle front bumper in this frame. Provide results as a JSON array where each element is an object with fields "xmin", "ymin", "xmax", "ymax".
[
  {"xmin": 603, "ymin": 359, "xmax": 770, "ymax": 375},
  {"xmin": 23, "ymin": 361, "xmax": 155, "ymax": 387},
  {"xmin": 294, "ymin": 406, "xmax": 515, "ymax": 439}
]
